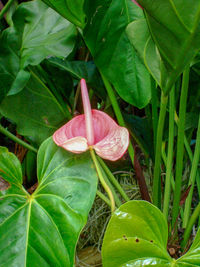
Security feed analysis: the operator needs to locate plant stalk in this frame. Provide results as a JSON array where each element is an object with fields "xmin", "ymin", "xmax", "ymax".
[
  {"xmin": 172, "ymin": 67, "xmax": 190, "ymax": 226},
  {"xmin": 163, "ymin": 89, "xmax": 175, "ymax": 218},
  {"xmin": 182, "ymin": 202, "xmax": 200, "ymax": 248},
  {"xmin": 0, "ymin": 124, "xmax": 37, "ymax": 153},
  {"xmin": 96, "ymin": 190, "xmax": 111, "ymax": 207},
  {"xmin": 98, "ymin": 156, "xmax": 130, "ymax": 202},
  {"xmin": 152, "ymin": 92, "xmax": 168, "ymax": 207},
  {"xmin": 151, "ymin": 79, "xmax": 159, "ymax": 154},
  {"xmin": 90, "ymin": 148, "xmax": 115, "ymax": 213},
  {"xmin": 183, "ymin": 115, "xmax": 200, "ymax": 228},
  {"xmin": 0, "ymin": 0, "xmax": 15, "ymax": 20}
]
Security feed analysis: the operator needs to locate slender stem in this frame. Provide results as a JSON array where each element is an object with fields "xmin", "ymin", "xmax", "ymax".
[
  {"xmin": 151, "ymin": 79, "xmax": 159, "ymax": 155},
  {"xmin": 163, "ymin": 89, "xmax": 175, "ymax": 219},
  {"xmin": 90, "ymin": 148, "xmax": 115, "ymax": 212},
  {"xmin": 97, "ymin": 162, "xmax": 121, "ymax": 207},
  {"xmin": 96, "ymin": 190, "xmax": 111, "ymax": 207},
  {"xmin": 0, "ymin": 124, "xmax": 37, "ymax": 153},
  {"xmin": 161, "ymin": 143, "xmax": 175, "ymax": 191},
  {"xmin": 152, "ymin": 92, "xmax": 168, "ymax": 207},
  {"xmin": 98, "ymin": 156, "xmax": 130, "ymax": 202},
  {"xmin": 0, "ymin": 0, "xmax": 14, "ymax": 20},
  {"xmin": 183, "ymin": 115, "xmax": 200, "ymax": 228},
  {"xmin": 175, "ymin": 111, "xmax": 200, "ymax": 198},
  {"xmin": 101, "ymin": 73, "xmax": 134, "ymax": 164},
  {"xmin": 172, "ymin": 67, "xmax": 189, "ymax": 226},
  {"xmin": 182, "ymin": 202, "xmax": 200, "ymax": 248},
  {"xmin": 81, "ymin": 79, "xmax": 94, "ymax": 145}
]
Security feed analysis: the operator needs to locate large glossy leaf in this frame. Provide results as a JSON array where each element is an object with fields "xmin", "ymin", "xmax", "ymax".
[
  {"xmin": 83, "ymin": 0, "xmax": 151, "ymax": 108},
  {"xmin": 102, "ymin": 200, "xmax": 200, "ymax": 267},
  {"xmin": 41, "ymin": 0, "xmax": 85, "ymax": 28},
  {"xmin": 0, "ymin": 74, "xmax": 68, "ymax": 146},
  {"xmin": 0, "ymin": 137, "xmax": 98, "ymax": 267},
  {"xmin": 135, "ymin": 0, "xmax": 200, "ymax": 94},
  {"xmin": 0, "ymin": 0, "xmax": 76, "ymax": 98},
  {"xmin": 102, "ymin": 201, "xmax": 172, "ymax": 267},
  {"xmin": 127, "ymin": 18, "xmax": 162, "ymax": 86}
]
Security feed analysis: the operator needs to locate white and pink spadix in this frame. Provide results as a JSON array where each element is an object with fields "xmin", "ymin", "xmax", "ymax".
[{"xmin": 53, "ymin": 79, "xmax": 129, "ymax": 161}]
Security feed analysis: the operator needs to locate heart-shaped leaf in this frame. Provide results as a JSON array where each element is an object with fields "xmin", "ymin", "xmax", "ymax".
[
  {"xmin": 83, "ymin": 0, "xmax": 151, "ymax": 108},
  {"xmin": 0, "ymin": 137, "xmax": 98, "ymax": 267},
  {"xmin": 102, "ymin": 200, "xmax": 172, "ymax": 266},
  {"xmin": 41, "ymin": 0, "xmax": 86, "ymax": 28},
  {"xmin": 0, "ymin": 0, "xmax": 76, "ymax": 98},
  {"xmin": 136, "ymin": 0, "xmax": 200, "ymax": 94},
  {"xmin": 102, "ymin": 200, "xmax": 200, "ymax": 266}
]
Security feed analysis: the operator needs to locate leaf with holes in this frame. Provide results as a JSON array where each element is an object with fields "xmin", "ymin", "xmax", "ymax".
[
  {"xmin": 102, "ymin": 200, "xmax": 200, "ymax": 267},
  {"xmin": 0, "ymin": 137, "xmax": 98, "ymax": 267},
  {"xmin": 135, "ymin": 0, "xmax": 200, "ymax": 94}
]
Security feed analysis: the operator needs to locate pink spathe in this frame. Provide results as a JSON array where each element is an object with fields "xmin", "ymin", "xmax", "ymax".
[{"xmin": 53, "ymin": 79, "xmax": 129, "ymax": 161}]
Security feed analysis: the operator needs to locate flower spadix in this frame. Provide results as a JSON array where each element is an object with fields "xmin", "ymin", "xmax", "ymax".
[{"xmin": 53, "ymin": 79, "xmax": 129, "ymax": 161}]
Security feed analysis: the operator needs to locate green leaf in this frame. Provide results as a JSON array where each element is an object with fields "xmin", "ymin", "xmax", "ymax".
[
  {"xmin": 0, "ymin": 137, "xmax": 98, "ymax": 267},
  {"xmin": 102, "ymin": 201, "xmax": 172, "ymax": 267},
  {"xmin": 127, "ymin": 18, "xmax": 162, "ymax": 86},
  {"xmin": 102, "ymin": 200, "xmax": 200, "ymax": 266},
  {"xmin": 0, "ymin": 0, "xmax": 76, "ymax": 99},
  {"xmin": 136, "ymin": 0, "xmax": 200, "ymax": 94},
  {"xmin": 176, "ymin": 228, "xmax": 200, "ymax": 266},
  {"xmin": 46, "ymin": 58, "xmax": 106, "ymax": 99},
  {"xmin": 83, "ymin": 0, "xmax": 151, "ymax": 108},
  {"xmin": 8, "ymin": 69, "xmax": 31, "ymax": 96},
  {"xmin": 41, "ymin": 0, "xmax": 86, "ymax": 28},
  {"xmin": 0, "ymin": 73, "xmax": 67, "ymax": 145}
]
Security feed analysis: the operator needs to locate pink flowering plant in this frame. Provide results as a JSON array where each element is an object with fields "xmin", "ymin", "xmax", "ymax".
[{"xmin": 0, "ymin": 0, "xmax": 200, "ymax": 266}]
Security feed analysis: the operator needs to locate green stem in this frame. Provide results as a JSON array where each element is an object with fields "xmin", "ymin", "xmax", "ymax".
[
  {"xmin": 96, "ymin": 190, "xmax": 111, "ymax": 207},
  {"xmin": 90, "ymin": 148, "xmax": 115, "ymax": 213},
  {"xmin": 163, "ymin": 89, "xmax": 175, "ymax": 219},
  {"xmin": 162, "ymin": 143, "xmax": 175, "ymax": 191},
  {"xmin": 98, "ymin": 163, "xmax": 122, "ymax": 207},
  {"xmin": 172, "ymin": 67, "xmax": 190, "ymax": 226},
  {"xmin": 152, "ymin": 92, "xmax": 168, "ymax": 207},
  {"xmin": 182, "ymin": 202, "xmax": 200, "ymax": 248},
  {"xmin": 175, "ymin": 111, "xmax": 200, "ymax": 199},
  {"xmin": 98, "ymin": 156, "xmax": 130, "ymax": 202},
  {"xmin": 0, "ymin": 124, "xmax": 37, "ymax": 153},
  {"xmin": 101, "ymin": 73, "xmax": 134, "ymax": 164},
  {"xmin": 151, "ymin": 79, "xmax": 159, "ymax": 154},
  {"xmin": 183, "ymin": 115, "xmax": 200, "ymax": 228},
  {"xmin": 0, "ymin": 0, "xmax": 15, "ymax": 20}
]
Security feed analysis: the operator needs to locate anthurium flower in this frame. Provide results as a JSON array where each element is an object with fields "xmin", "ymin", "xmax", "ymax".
[{"xmin": 53, "ymin": 79, "xmax": 129, "ymax": 161}]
